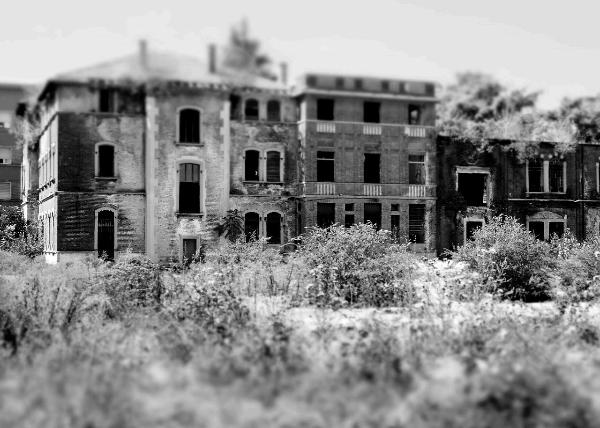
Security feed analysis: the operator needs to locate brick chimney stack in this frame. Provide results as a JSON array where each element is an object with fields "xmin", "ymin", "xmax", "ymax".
[
  {"xmin": 209, "ymin": 44, "xmax": 217, "ymax": 74},
  {"xmin": 139, "ymin": 39, "xmax": 148, "ymax": 70}
]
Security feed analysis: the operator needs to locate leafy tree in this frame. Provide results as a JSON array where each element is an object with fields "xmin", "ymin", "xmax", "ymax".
[
  {"xmin": 556, "ymin": 95, "xmax": 600, "ymax": 143},
  {"xmin": 218, "ymin": 209, "xmax": 244, "ymax": 243}
]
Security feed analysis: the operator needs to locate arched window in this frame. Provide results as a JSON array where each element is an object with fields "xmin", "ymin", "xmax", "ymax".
[
  {"xmin": 179, "ymin": 163, "xmax": 201, "ymax": 213},
  {"xmin": 244, "ymin": 150, "xmax": 260, "ymax": 181},
  {"xmin": 245, "ymin": 212, "xmax": 260, "ymax": 242},
  {"xmin": 266, "ymin": 150, "xmax": 282, "ymax": 182},
  {"xmin": 96, "ymin": 208, "xmax": 117, "ymax": 260},
  {"xmin": 267, "ymin": 100, "xmax": 281, "ymax": 121},
  {"xmin": 179, "ymin": 108, "xmax": 201, "ymax": 143},
  {"xmin": 245, "ymin": 99, "xmax": 259, "ymax": 120},
  {"xmin": 266, "ymin": 212, "xmax": 282, "ymax": 244},
  {"xmin": 96, "ymin": 143, "xmax": 115, "ymax": 177}
]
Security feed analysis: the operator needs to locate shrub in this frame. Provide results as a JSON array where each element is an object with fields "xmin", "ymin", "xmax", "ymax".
[
  {"xmin": 453, "ymin": 215, "xmax": 553, "ymax": 301},
  {"xmin": 0, "ymin": 206, "xmax": 42, "ymax": 258},
  {"xmin": 297, "ymin": 223, "xmax": 416, "ymax": 307}
]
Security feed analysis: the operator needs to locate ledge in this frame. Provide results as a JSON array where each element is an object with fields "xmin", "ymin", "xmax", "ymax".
[
  {"xmin": 176, "ymin": 212, "xmax": 204, "ymax": 218},
  {"xmin": 243, "ymin": 181, "xmax": 284, "ymax": 185},
  {"xmin": 95, "ymin": 176, "xmax": 118, "ymax": 181},
  {"xmin": 174, "ymin": 141, "xmax": 204, "ymax": 147}
]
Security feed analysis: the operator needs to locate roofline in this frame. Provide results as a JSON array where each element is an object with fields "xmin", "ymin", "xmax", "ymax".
[
  {"xmin": 292, "ymin": 87, "xmax": 438, "ymax": 102},
  {"xmin": 298, "ymin": 72, "xmax": 436, "ymax": 86}
]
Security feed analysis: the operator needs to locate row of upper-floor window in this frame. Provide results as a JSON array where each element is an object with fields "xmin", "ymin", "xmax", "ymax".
[{"xmin": 314, "ymin": 98, "xmax": 423, "ymax": 125}]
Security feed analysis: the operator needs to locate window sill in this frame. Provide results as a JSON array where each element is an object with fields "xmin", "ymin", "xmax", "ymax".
[
  {"xmin": 526, "ymin": 192, "xmax": 567, "ymax": 195},
  {"xmin": 243, "ymin": 181, "xmax": 284, "ymax": 185},
  {"xmin": 176, "ymin": 212, "xmax": 204, "ymax": 218},
  {"xmin": 95, "ymin": 176, "xmax": 118, "ymax": 181},
  {"xmin": 175, "ymin": 142, "xmax": 204, "ymax": 147}
]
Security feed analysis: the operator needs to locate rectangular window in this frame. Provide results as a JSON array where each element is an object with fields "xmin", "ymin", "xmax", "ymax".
[
  {"xmin": 408, "ymin": 154, "xmax": 426, "ymax": 185},
  {"xmin": 391, "ymin": 203, "xmax": 399, "ymax": 212},
  {"xmin": 245, "ymin": 150, "xmax": 260, "ymax": 181},
  {"xmin": 182, "ymin": 239, "xmax": 197, "ymax": 263},
  {"xmin": 363, "ymin": 102, "xmax": 380, "ymax": 123},
  {"xmin": 364, "ymin": 203, "xmax": 382, "ymax": 230},
  {"xmin": 317, "ymin": 203, "xmax": 336, "ymax": 228},
  {"xmin": 465, "ymin": 221, "xmax": 483, "ymax": 240},
  {"xmin": 317, "ymin": 151, "xmax": 335, "ymax": 182},
  {"xmin": 266, "ymin": 151, "xmax": 281, "ymax": 182},
  {"xmin": 408, "ymin": 105, "xmax": 421, "ymax": 125},
  {"xmin": 355, "ymin": 79, "xmax": 363, "ymax": 90},
  {"xmin": 409, "ymin": 204, "xmax": 425, "ymax": 243},
  {"xmin": 381, "ymin": 81, "xmax": 389, "ymax": 91},
  {"xmin": 99, "ymin": 89, "xmax": 117, "ymax": 113},
  {"xmin": 179, "ymin": 163, "xmax": 201, "ymax": 213},
  {"xmin": 549, "ymin": 159, "xmax": 564, "ymax": 193},
  {"xmin": 335, "ymin": 77, "xmax": 344, "ymax": 89},
  {"xmin": 549, "ymin": 221, "xmax": 565, "ymax": 238},
  {"xmin": 317, "ymin": 99, "xmax": 334, "ymax": 121},
  {"xmin": 344, "ymin": 214, "xmax": 355, "ymax": 228},
  {"xmin": 528, "ymin": 221, "xmax": 545, "ymax": 240},
  {"xmin": 345, "ymin": 203, "xmax": 354, "ymax": 211},
  {"xmin": 97, "ymin": 145, "xmax": 114, "ymax": 177},
  {"xmin": 458, "ymin": 173, "xmax": 487, "ymax": 206},
  {"xmin": 528, "ymin": 159, "xmax": 544, "ymax": 192},
  {"xmin": 391, "ymin": 214, "xmax": 400, "ymax": 239},
  {"xmin": 364, "ymin": 153, "xmax": 380, "ymax": 183}
]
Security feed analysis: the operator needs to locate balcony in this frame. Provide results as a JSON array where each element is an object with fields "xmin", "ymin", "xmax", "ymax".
[
  {"xmin": 316, "ymin": 121, "xmax": 336, "ymax": 133},
  {"xmin": 302, "ymin": 182, "xmax": 435, "ymax": 198},
  {"xmin": 363, "ymin": 124, "xmax": 382, "ymax": 135},
  {"xmin": 404, "ymin": 125, "xmax": 428, "ymax": 138},
  {"xmin": 306, "ymin": 120, "xmax": 433, "ymax": 137}
]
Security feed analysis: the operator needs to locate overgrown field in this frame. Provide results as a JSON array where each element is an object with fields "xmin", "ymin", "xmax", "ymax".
[{"xmin": 2, "ymin": 220, "xmax": 600, "ymax": 427}]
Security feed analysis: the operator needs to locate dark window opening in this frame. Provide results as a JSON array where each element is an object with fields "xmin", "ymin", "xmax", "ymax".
[
  {"xmin": 266, "ymin": 151, "xmax": 281, "ymax": 182},
  {"xmin": 306, "ymin": 75, "xmax": 317, "ymax": 86},
  {"xmin": 245, "ymin": 212, "xmax": 260, "ymax": 242},
  {"xmin": 317, "ymin": 151, "xmax": 335, "ymax": 182},
  {"xmin": 335, "ymin": 77, "xmax": 344, "ymax": 89},
  {"xmin": 391, "ymin": 214, "xmax": 400, "ymax": 239},
  {"xmin": 364, "ymin": 203, "xmax": 382, "ymax": 230},
  {"xmin": 317, "ymin": 203, "xmax": 336, "ymax": 228},
  {"xmin": 245, "ymin": 99, "xmax": 259, "ymax": 120},
  {"xmin": 179, "ymin": 163, "xmax": 201, "ymax": 213},
  {"xmin": 267, "ymin": 100, "xmax": 281, "ymax": 121},
  {"xmin": 528, "ymin": 159, "xmax": 543, "ymax": 192},
  {"xmin": 381, "ymin": 81, "xmax": 389, "ymax": 91},
  {"xmin": 409, "ymin": 154, "xmax": 426, "ymax": 185},
  {"xmin": 408, "ymin": 105, "xmax": 421, "ymax": 125},
  {"xmin": 549, "ymin": 159, "xmax": 564, "ymax": 192},
  {"xmin": 345, "ymin": 203, "xmax": 354, "ymax": 211},
  {"xmin": 364, "ymin": 153, "xmax": 381, "ymax": 183},
  {"xmin": 466, "ymin": 221, "xmax": 483, "ymax": 240},
  {"xmin": 245, "ymin": 150, "xmax": 260, "ymax": 181},
  {"xmin": 99, "ymin": 89, "xmax": 117, "ymax": 113},
  {"xmin": 182, "ymin": 239, "xmax": 197, "ymax": 264},
  {"xmin": 97, "ymin": 210, "xmax": 114, "ymax": 260},
  {"xmin": 355, "ymin": 79, "xmax": 363, "ymax": 90},
  {"xmin": 230, "ymin": 94, "xmax": 241, "ymax": 119},
  {"xmin": 317, "ymin": 99, "xmax": 334, "ymax": 121},
  {"xmin": 458, "ymin": 173, "xmax": 487, "ymax": 206},
  {"xmin": 363, "ymin": 101, "xmax": 380, "ymax": 123},
  {"xmin": 97, "ymin": 145, "xmax": 114, "ymax": 177},
  {"xmin": 344, "ymin": 214, "xmax": 355, "ymax": 228},
  {"xmin": 179, "ymin": 109, "xmax": 200, "ymax": 143},
  {"xmin": 409, "ymin": 204, "xmax": 425, "ymax": 244},
  {"xmin": 549, "ymin": 221, "xmax": 565, "ymax": 239},
  {"xmin": 266, "ymin": 212, "xmax": 282, "ymax": 244},
  {"xmin": 391, "ymin": 203, "xmax": 399, "ymax": 211},
  {"xmin": 529, "ymin": 221, "xmax": 544, "ymax": 240}
]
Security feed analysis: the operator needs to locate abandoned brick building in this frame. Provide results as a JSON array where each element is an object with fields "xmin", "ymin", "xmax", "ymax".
[
  {"xmin": 20, "ymin": 40, "xmax": 438, "ymax": 263},
  {"xmin": 437, "ymin": 136, "xmax": 600, "ymax": 253}
]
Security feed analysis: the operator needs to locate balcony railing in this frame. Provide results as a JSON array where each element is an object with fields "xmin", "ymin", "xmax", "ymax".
[
  {"xmin": 302, "ymin": 182, "xmax": 435, "ymax": 198},
  {"xmin": 316, "ymin": 121, "xmax": 336, "ymax": 133},
  {"xmin": 404, "ymin": 125, "xmax": 428, "ymax": 138},
  {"xmin": 306, "ymin": 120, "xmax": 433, "ymax": 137},
  {"xmin": 363, "ymin": 124, "xmax": 382, "ymax": 135}
]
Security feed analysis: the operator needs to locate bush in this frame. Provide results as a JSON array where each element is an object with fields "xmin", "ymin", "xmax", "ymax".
[
  {"xmin": 297, "ymin": 223, "xmax": 416, "ymax": 307},
  {"xmin": 453, "ymin": 215, "xmax": 553, "ymax": 301},
  {"xmin": 0, "ymin": 206, "xmax": 42, "ymax": 258}
]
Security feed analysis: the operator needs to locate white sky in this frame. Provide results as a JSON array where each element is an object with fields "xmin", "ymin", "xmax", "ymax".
[{"xmin": 1, "ymin": 0, "xmax": 599, "ymax": 109}]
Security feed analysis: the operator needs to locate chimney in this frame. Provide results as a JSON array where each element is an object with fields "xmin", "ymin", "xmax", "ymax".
[
  {"xmin": 280, "ymin": 62, "xmax": 288, "ymax": 86},
  {"xmin": 209, "ymin": 44, "xmax": 217, "ymax": 74},
  {"xmin": 139, "ymin": 39, "xmax": 148, "ymax": 70}
]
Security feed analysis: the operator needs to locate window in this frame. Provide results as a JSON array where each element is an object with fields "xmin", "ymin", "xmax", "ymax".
[
  {"xmin": 266, "ymin": 151, "xmax": 282, "ymax": 182},
  {"xmin": 267, "ymin": 100, "xmax": 281, "ymax": 121},
  {"xmin": 245, "ymin": 212, "xmax": 260, "ymax": 242},
  {"xmin": 363, "ymin": 102, "xmax": 380, "ymax": 123},
  {"xmin": 335, "ymin": 77, "xmax": 344, "ymax": 89},
  {"xmin": 364, "ymin": 153, "xmax": 380, "ymax": 183},
  {"xmin": 381, "ymin": 81, "xmax": 389, "ymax": 91},
  {"xmin": 244, "ymin": 150, "xmax": 260, "ymax": 181},
  {"xmin": 0, "ymin": 182, "xmax": 10, "ymax": 200},
  {"xmin": 364, "ymin": 203, "xmax": 382, "ymax": 230},
  {"xmin": 179, "ymin": 163, "xmax": 201, "ymax": 213},
  {"xmin": 182, "ymin": 238, "xmax": 198, "ymax": 264},
  {"xmin": 528, "ymin": 221, "xmax": 545, "ymax": 240},
  {"xmin": 99, "ymin": 89, "xmax": 117, "ymax": 113},
  {"xmin": 458, "ymin": 173, "xmax": 487, "ymax": 206},
  {"xmin": 96, "ymin": 144, "xmax": 115, "ymax": 177},
  {"xmin": 549, "ymin": 221, "xmax": 565, "ymax": 238},
  {"xmin": 266, "ymin": 212, "xmax": 282, "ymax": 244},
  {"xmin": 409, "ymin": 204, "xmax": 425, "ymax": 244},
  {"xmin": 527, "ymin": 213, "xmax": 567, "ymax": 241},
  {"xmin": 0, "ymin": 148, "xmax": 12, "ymax": 165},
  {"xmin": 317, "ymin": 99, "xmax": 334, "ymax": 121},
  {"xmin": 465, "ymin": 220, "xmax": 484, "ymax": 241},
  {"xmin": 317, "ymin": 203, "xmax": 336, "ymax": 228},
  {"xmin": 96, "ymin": 209, "xmax": 116, "ymax": 260},
  {"xmin": 391, "ymin": 203, "xmax": 399, "ymax": 212},
  {"xmin": 245, "ymin": 99, "xmax": 259, "ymax": 120},
  {"xmin": 527, "ymin": 159, "xmax": 544, "ymax": 192},
  {"xmin": 317, "ymin": 151, "xmax": 335, "ymax": 182},
  {"xmin": 391, "ymin": 214, "xmax": 400, "ymax": 239},
  {"xmin": 408, "ymin": 154, "xmax": 426, "ymax": 185},
  {"xmin": 179, "ymin": 108, "xmax": 201, "ymax": 143},
  {"xmin": 408, "ymin": 105, "xmax": 421, "ymax": 125},
  {"xmin": 345, "ymin": 203, "xmax": 354, "ymax": 211},
  {"xmin": 354, "ymin": 79, "xmax": 363, "ymax": 90},
  {"xmin": 344, "ymin": 214, "xmax": 355, "ymax": 228},
  {"xmin": 527, "ymin": 158, "xmax": 566, "ymax": 193}
]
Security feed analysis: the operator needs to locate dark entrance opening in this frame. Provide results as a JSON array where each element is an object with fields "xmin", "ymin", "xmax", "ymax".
[
  {"xmin": 97, "ymin": 210, "xmax": 114, "ymax": 260},
  {"xmin": 182, "ymin": 238, "xmax": 197, "ymax": 264},
  {"xmin": 364, "ymin": 153, "xmax": 381, "ymax": 183},
  {"xmin": 317, "ymin": 203, "xmax": 336, "ymax": 228},
  {"xmin": 266, "ymin": 212, "xmax": 282, "ymax": 244},
  {"xmin": 364, "ymin": 203, "xmax": 382, "ymax": 229},
  {"xmin": 458, "ymin": 173, "xmax": 487, "ymax": 206}
]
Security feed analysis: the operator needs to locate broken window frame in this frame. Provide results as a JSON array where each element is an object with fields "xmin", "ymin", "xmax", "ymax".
[
  {"xmin": 526, "ymin": 214, "xmax": 567, "ymax": 241},
  {"xmin": 177, "ymin": 161, "xmax": 203, "ymax": 214},
  {"xmin": 455, "ymin": 166, "xmax": 490, "ymax": 207},
  {"xmin": 408, "ymin": 204, "xmax": 426, "ymax": 244},
  {"xmin": 244, "ymin": 212, "xmax": 261, "ymax": 242},
  {"xmin": 243, "ymin": 148, "xmax": 284, "ymax": 183},
  {"xmin": 177, "ymin": 107, "xmax": 202, "ymax": 144},
  {"xmin": 244, "ymin": 99, "xmax": 259, "ymax": 121},
  {"xmin": 364, "ymin": 202, "xmax": 382, "ymax": 230},
  {"xmin": 316, "ymin": 203, "xmax": 336, "ymax": 228},
  {"xmin": 317, "ymin": 151, "xmax": 335, "ymax": 182},
  {"xmin": 464, "ymin": 218, "xmax": 485, "ymax": 242},
  {"xmin": 95, "ymin": 143, "xmax": 116, "ymax": 178},
  {"xmin": 98, "ymin": 88, "xmax": 118, "ymax": 113},
  {"xmin": 526, "ymin": 158, "xmax": 567, "ymax": 194},
  {"xmin": 408, "ymin": 154, "xmax": 426, "ymax": 185}
]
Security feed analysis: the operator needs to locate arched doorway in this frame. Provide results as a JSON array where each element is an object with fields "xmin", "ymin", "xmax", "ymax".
[
  {"xmin": 266, "ymin": 212, "xmax": 282, "ymax": 244},
  {"xmin": 97, "ymin": 210, "xmax": 115, "ymax": 259}
]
